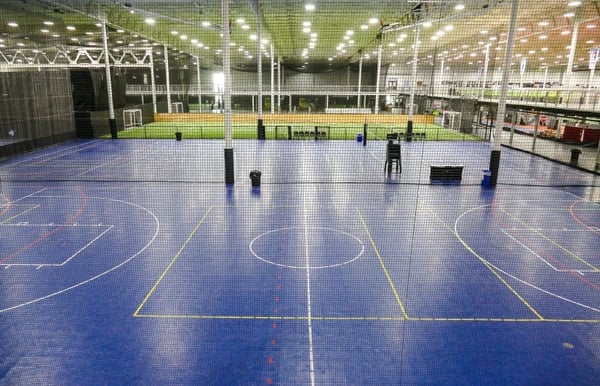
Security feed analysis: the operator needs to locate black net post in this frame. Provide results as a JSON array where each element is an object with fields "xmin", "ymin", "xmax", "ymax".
[
  {"xmin": 257, "ymin": 119, "xmax": 265, "ymax": 139},
  {"xmin": 225, "ymin": 148, "xmax": 234, "ymax": 184},
  {"xmin": 109, "ymin": 118, "xmax": 118, "ymax": 139},
  {"xmin": 489, "ymin": 150, "xmax": 501, "ymax": 187}
]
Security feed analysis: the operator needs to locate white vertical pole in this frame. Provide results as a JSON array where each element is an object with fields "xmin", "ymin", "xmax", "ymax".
[
  {"xmin": 542, "ymin": 66, "xmax": 548, "ymax": 89},
  {"xmin": 257, "ymin": 12, "xmax": 263, "ymax": 123},
  {"xmin": 164, "ymin": 45, "xmax": 172, "ymax": 113},
  {"xmin": 196, "ymin": 56, "xmax": 202, "ymax": 111},
  {"xmin": 222, "ymin": 0, "xmax": 234, "ymax": 183},
  {"xmin": 270, "ymin": 44, "xmax": 275, "ymax": 114},
  {"xmin": 407, "ymin": 23, "xmax": 420, "ymax": 141},
  {"xmin": 489, "ymin": 0, "xmax": 519, "ymax": 186},
  {"xmin": 565, "ymin": 20, "xmax": 580, "ymax": 88},
  {"xmin": 374, "ymin": 43, "xmax": 383, "ymax": 114},
  {"xmin": 149, "ymin": 49, "xmax": 157, "ymax": 114},
  {"xmin": 585, "ymin": 50, "xmax": 597, "ymax": 106},
  {"xmin": 439, "ymin": 58, "xmax": 445, "ymax": 96},
  {"xmin": 481, "ymin": 44, "xmax": 490, "ymax": 99},
  {"xmin": 357, "ymin": 54, "xmax": 363, "ymax": 108},
  {"xmin": 277, "ymin": 57, "xmax": 282, "ymax": 112},
  {"xmin": 101, "ymin": 20, "xmax": 117, "ymax": 138}
]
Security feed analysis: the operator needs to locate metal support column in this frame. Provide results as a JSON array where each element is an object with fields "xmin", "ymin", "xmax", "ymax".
[
  {"xmin": 222, "ymin": 0, "xmax": 234, "ymax": 183},
  {"xmin": 357, "ymin": 53, "xmax": 363, "ymax": 108},
  {"xmin": 256, "ymin": 5, "xmax": 264, "ymax": 138},
  {"xmin": 490, "ymin": 0, "xmax": 520, "ymax": 186},
  {"xmin": 374, "ymin": 43, "xmax": 383, "ymax": 114},
  {"xmin": 164, "ymin": 45, "xmax": 172, "ymax": 113},
  {"xmin": 102, "ymin": 21, "xmax": 117, "ymax": 139},
  {"xmin": 407, "ymin": 23, "xmax": 420, "ymax": 142},
  {"xmin": 149, "ymin": 49, "xmax": 157, "ymax": 114},
  {"xmin": 196, "ymin": 56, "xmax": 202, "ymax": 111}
]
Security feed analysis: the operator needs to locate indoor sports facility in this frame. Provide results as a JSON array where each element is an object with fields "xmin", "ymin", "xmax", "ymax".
[{"xmin": 1, "ymin": 0, "xmax": 600, "ymax": 384}]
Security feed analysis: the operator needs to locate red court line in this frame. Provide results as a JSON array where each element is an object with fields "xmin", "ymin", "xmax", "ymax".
[
  {"xmin": 490, "ymin": 196, "xmax": 600, "ymax": 292},
  {"xmin": 569, "ymin": 199, "xmax": 600, "ymax": 236},
  {"xmin": 0, "ymin": 188, "xmax": 89, "ymax": 264},
  {"xmin": 0, "ymin": 195, "xmax": 11, "ymax": 217}
]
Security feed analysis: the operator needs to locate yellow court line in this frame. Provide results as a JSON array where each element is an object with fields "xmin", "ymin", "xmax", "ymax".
[
  {"xmin": 424, "ymin": 206, "xmax": 545, "ymax": 321},
  {"xmin": 356, "ymin": 208, "xmax": 409, "ymax": 319},
  {"xmin": 133, "ymin": 207, "xmax": 213, "ymax": 317},
  {"xmin": 134, "ymin": 312, "xmax": 600, "ymax": 323},
  {"xmin": 499, "ymin": 208, "xmax": 600, "ymax": 273},
  {"xmin": 0, "ymin": 204, "xmax": 41, "ymax": 224}
]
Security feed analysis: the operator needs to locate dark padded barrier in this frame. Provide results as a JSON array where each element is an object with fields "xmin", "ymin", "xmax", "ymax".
[{"xmin": 430, "ymin": 165, "xmax": 464, "ymax": 181}]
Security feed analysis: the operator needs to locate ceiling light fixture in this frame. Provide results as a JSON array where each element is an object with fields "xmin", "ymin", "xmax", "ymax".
[{"xmin": 305, "ymin": 4, "xmax": 315, "ymax": 11}]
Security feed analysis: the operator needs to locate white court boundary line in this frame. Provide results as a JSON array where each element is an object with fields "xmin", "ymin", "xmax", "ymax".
[
  {"xmin": 302, "ymin": 194, "xmax": 316, "ymax": 386},
  {"xmin": 76, "ymin": 141, "xmax": 160, "ymax": 177},
  {"xmin": 0, "ymin": 141, "xmax": 101, "ymax": 169},
  {"xmin": 500, "ymin": 229, "xmax": 597, "ymax": 275},
  {"xmin": 0, "ymin": 195, "xmax": 160, "ymax": 314},
  {"xmin": 0, "ymin": 204, "xmax": 41, "ymax": 224},
  {"xmin": 249, "ymin": 226, "xmax": 365, "ymax": 269},
  {"xmin": 455, "ymin": 204, "xmax": 600, "ymax": 313},
  {"xmin": 0, "ymin": 224, "xmax": 113, "ymax": 268}
]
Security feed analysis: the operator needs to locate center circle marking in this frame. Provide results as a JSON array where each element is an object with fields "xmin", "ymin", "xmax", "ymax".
[{"xmin": 249, "ymin": 226, "xmax": 365, "ymax": 269}]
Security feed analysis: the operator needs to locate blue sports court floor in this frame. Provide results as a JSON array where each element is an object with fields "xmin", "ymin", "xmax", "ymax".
[{"xmin": 1, "ymin": 139, "xmax": 599, "ymax": 384}]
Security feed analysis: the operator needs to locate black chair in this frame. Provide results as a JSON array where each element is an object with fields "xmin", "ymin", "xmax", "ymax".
[{"xmin": 384, "ymin": 141, "xmax": 402, "ymax": 173}]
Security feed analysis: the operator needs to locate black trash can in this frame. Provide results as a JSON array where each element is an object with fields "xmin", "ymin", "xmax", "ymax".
[
  {"xmin": 175, "ymin": 132, "xmax": 182, "ymax": 141},
  {"xmin": 570, "ymin": 148, "xmax": 581, "ymax": 165},
  {"xmin": 250, "ymin": 170, "xmax": 261, "ymax": 187}
]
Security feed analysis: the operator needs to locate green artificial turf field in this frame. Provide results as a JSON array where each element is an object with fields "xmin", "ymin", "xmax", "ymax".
[{"xmin": 110, "ymin": 122, "xmax": 482, "ymax": 141}]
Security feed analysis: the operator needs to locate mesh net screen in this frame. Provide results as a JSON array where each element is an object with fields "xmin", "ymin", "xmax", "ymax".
[{"xmin": 1, "ymin": 1, "xmax": 600, "ymax": 384}]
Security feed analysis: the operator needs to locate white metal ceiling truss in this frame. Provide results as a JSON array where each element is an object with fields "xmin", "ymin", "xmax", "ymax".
[{"xmin": 0, "ymin": 47, "xmax": 153, "ymax": 70}]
